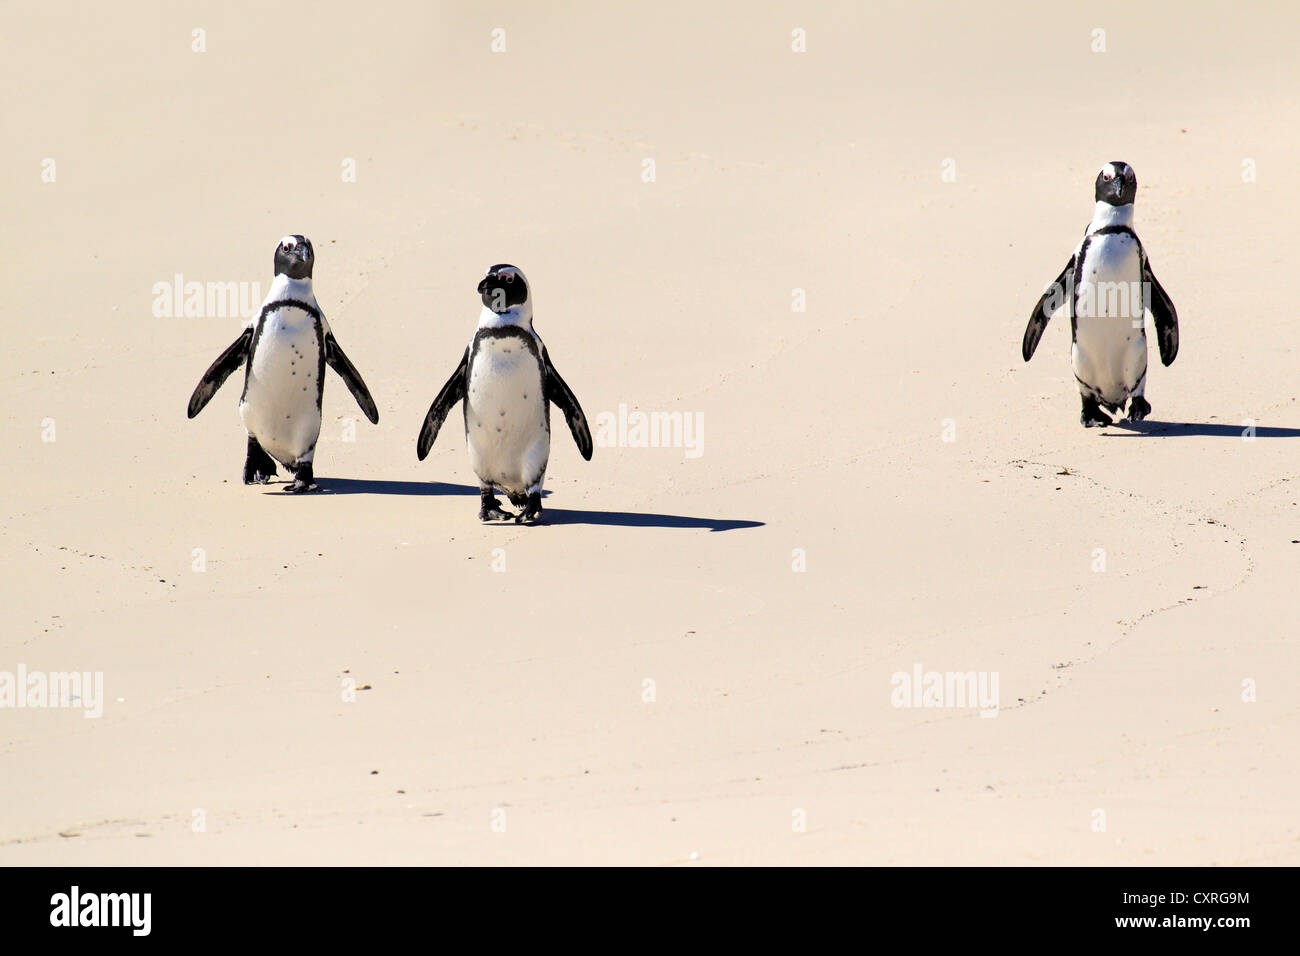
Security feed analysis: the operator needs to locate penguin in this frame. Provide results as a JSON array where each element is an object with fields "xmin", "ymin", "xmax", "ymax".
[
  {"xmin": 187, "ymin": 235, "xmax": 379, "ymax": 491},
  {"xmin": 1021, "ymin": 162, "xmax": 1179, "ymax": 427},
  {"xmin": 416, "ymin": 264, "xmax": 592, "ymax": 523}
]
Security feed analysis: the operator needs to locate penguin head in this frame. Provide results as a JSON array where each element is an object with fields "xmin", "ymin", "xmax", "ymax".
[
  {"xmin": 273, "ymin": 234, "xmax": 314, "ymax": 280},
  {"xmin": 477, "ymin": 264, "xmax": 530, "ymax": 313},
  {"xmin": 1095, "ymin": 162, "xmax": 1137, "ymax": 206}
]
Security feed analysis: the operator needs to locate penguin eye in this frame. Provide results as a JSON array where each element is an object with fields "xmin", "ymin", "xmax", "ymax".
[
  {"xmin": 503, "ymin": 274, "xmax": 514, "ymax": 284},
  {"xmin": 1102, "ymin": 172, "xmax": 1114, "ymax": 181}
]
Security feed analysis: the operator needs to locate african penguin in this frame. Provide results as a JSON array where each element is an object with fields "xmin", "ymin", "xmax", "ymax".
[
  {"xmin": 187, "ymin": 235, "xmax": 379, "ymax": 491},
  {"xmin": 1022, "ymin": 162, "xmax": 1179, "ymax": 427},
  {"xmin": 416, "ymin": 264, "xmax": 593, "ymax": 523}
]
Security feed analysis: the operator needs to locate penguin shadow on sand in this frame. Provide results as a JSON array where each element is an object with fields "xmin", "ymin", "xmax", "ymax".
[
  {"xmin": 278, "ymin": 478, "xmax": 479, "ymax": 496},
  {"xmin": 1105, "ymin": 420, "xmax": 1300, "ymax": 439},
  {"xmin": 280, "ymin": 480, "xmax": 765, "ymax": 532},
  {"xmin": 543, "ymin": 506, "xmax": 764, "ymax": 532}
]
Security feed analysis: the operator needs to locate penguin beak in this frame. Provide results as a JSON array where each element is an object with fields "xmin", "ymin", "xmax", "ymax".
[{"xmin": 285, "ymin": 249, "xmax": 311, "ymax": 278}]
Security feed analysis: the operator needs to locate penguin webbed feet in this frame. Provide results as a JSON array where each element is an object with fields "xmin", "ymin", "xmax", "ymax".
[
  {"xmin": 1079, "ymin": 397, "xmax": 1113, "ymax": 429},
  {"xmin": 286, "ymin": 461, "xmax": 319, "ymax": 494},
  {"xmin": 243, "ymin": 437, "xmax": 278, "ymax": 484},
  {"xmin": 1127, "ymin": 397, "xmax": 1152, "ymax": 422},
  {"xmin": 514, "ymin": 492, "xmax": 543, "ymax": 525},
  {"xmin": 478, "ymin": 489, "xmax": 515, "ymax": 522}
]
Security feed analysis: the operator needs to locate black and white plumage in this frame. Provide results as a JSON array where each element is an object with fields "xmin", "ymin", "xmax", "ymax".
[
  {"xmin": 1022, "ymin": 162, "xmax": 1179, "ymax": 427},
  {"xmin": 417, "ymin": 264, "xmax": 592, "ymax": 523},
  {"xmin": 187, "ymin": 235, "xmax": 379, "ymax": 491}
]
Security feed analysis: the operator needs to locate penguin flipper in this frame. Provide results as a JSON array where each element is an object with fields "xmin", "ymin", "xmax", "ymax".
[
  {"xmin": 417, "ymin": 348, "xmax": 468, "ymax": 461},
  {"xmin": 543, "ymin": 349, "xmax": 593, "ymax": 461},
  {"xmin": 187, "ymin": 328, "xmax": 252, "ymax": 418},
  {"xmin": 1143, "ymin": 254, "xmax": 1179, "ymax": 366},
  {"xmin": 1022, "ymin": 255, "xmax": 1075, "ymax": 361},
  {"xmin": 324, "ymin": 332, "xmax": 380, "ymax": 424}
]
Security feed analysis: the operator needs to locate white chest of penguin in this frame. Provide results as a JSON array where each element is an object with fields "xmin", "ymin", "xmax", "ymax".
[
  {"xmin": 465, "ymin": 335, "xmax": 548, "ymax": 481},
  {"xmin": 240, "ymin": 306, "xmax": 322, "ymax": 463},
  {"xmin": 1078, "ymin": 233, "xmax": 1142, "ymax": 318},
  {"xmin": 1072, "ymin": 233, "xmax": 1146, "ymax": 401}
]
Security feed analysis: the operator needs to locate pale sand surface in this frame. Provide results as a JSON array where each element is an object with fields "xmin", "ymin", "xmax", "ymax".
[{"xmin": 2, "ymin": 2, "xmax": 1297, "ymax": 864}]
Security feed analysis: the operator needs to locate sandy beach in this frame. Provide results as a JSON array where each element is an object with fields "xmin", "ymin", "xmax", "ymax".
[{"xmin": 2, "ymin": 0, "xmax": 1297, "ymax": 864}]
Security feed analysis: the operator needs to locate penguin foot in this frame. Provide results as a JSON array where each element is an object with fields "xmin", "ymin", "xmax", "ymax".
[
  {"xmin": 514, "ymin": 493, "xmax": 543, "ymax": 524},
  {"xmin": 1127, "ymin": 397, "xmax": 1152, "ymax": 422},
  {"xmin": 1080, "ymin": 398, "xmax": 1112, "ymax": 428},
  {"xmin": 243, "ymin": 436, "xmax": 278, "ymax": 483},
  {"xmin": 287, "ymin": 462, "xmax": 317, "ymax": 493},
  {"xmin": 478, "ymin": 492, "xmax": 514, "ymax": 521}
]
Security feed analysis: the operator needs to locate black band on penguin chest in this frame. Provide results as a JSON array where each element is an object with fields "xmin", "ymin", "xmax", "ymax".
[
  {"xmin": 472, "ymin": 325, "xmax": 540, "ymax": 354},
  {"xmin": 1090, "ymin": 225, "xmax": 1139, "ymax": 240}
]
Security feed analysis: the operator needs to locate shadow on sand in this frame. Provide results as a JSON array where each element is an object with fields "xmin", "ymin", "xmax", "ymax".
[
  {"xmin": 1106, "ymin": 419, "xmax": 1300, "ymax": 438},
  {"xmin": 270, "ymin": 479, "xmax": 764, "ymax": 531},
  {"xmin": 272, "ymin": 478, "xmax": 481, "ymax": 496},
  {"xmin": 543, "ymin": 508, "xmax": 764, "ymax": 532}
]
